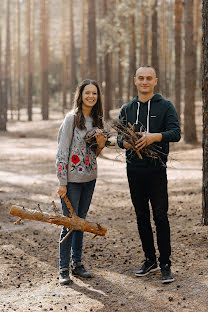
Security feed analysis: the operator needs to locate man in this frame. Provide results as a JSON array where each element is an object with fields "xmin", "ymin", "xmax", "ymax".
[{"xmin": 117, "ymin": 65, "xmax": 181, "ymax": 283}]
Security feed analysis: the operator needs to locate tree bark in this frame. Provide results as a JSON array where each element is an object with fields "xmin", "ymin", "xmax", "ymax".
[
  {"xmin": 175, "ymin": 0, "xmax": 182, "ymax": 123},
  {"xmin": 151, "ymin": 0, "xmax": 160, "ymax": 93},
  {"xmin": 87, "ymin": 0, "xmax": 97, "ymax": 80},
  {"xmin": 25, "ymin": 0, "xmax": 32, "ymax": 121},
  {"xmin": 10, "ymin": 198, "xmax": 107, "ymax": 237},
  {"xmin": 128, "ymin": 13, "xmax": 136, "ymax": 100},
  {"xmin": 62, "ymin": 0, "xmax": 67, "ymax": 112},
  {"xmin": 81, "ymin": 0, "xmax": 87, "ymax": 81},
  {"xmin": 40, "ymin": 0, "xmax": 49, "ymax": 120},
  {"xmin": 103, "ymin": 0, "xmax": 112, "ymax": 120},
  {"xmin": 194, "ymin": 0, "xmax": 201, "ymax": 91},
  {"xmin": 69, "ymin": 0, "xmax": 76, "ymax": 102},
  {"xmin": 0, "ymin": 2, "xmax": 4, "ymax": 130},
  {"xmin": 17, "ymin": 0, "xmax": 21, "ymax": 121},
  {"xmin": 160, "ymin": 0, "xmax": 167, "ymax": 96},
  {"xmin": 3, "ymin": 0, "xmax": 11, "ymax": 130},
  {"xmin": 202, "ymin": 0, "xmax": 208, "ymax": 225},
  {"xmin": 184, "ymin": 0, "xmax": 197, "ymax": 143}
]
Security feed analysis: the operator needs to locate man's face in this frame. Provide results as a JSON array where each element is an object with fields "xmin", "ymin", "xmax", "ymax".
[{"xmin": 134, "ymin": 67, "xmax": 158, "ymax": 96}]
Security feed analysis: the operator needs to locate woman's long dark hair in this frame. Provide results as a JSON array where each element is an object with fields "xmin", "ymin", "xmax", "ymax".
[{"xmin": 73, "ymin": 79, "xmax": 104, "ymax": 130}]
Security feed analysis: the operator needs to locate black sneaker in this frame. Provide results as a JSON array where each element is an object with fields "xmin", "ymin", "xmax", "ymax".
[
  {"xmin": 71, "ymin": 264, "xmax": 92, "ymax": 278},
  {"xmin": 161, "ymin": 264, "xmax": 175, "ymax": 284},
  {"xmin": 135, "ymin": 259, "xmax": 158, "ymax": 277},
  {"xmin": 59, "ymin": 270, "xmax": 72, "ymax": 285}
]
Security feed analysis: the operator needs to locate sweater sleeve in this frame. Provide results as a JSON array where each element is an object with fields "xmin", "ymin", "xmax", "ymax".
[
  {"xmin": 56, "ymin": 113, "xmax": 74, "ymax": 185},
  {"xmin": 117, "ymin": 105, "xmax": 127, "ymax": 149},
  {"xmin": 161, "ymin": 102, "xmax": 181, "ymax": 142}
]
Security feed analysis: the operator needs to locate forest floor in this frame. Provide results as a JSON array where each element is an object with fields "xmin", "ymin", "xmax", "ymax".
[{"xmin": 0, "ymin": 106, "xmax": 208, "ymax": 312}]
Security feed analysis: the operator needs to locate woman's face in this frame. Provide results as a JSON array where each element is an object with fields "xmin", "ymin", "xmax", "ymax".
[{"xmin": 82, "ymin": 84, "xmax": 98, "ymax": 110}]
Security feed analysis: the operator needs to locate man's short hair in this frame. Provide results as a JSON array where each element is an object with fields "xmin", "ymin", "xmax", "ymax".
[{"xmin": 135, "ymin": 65, "xmax": 157, "ymax": 77}]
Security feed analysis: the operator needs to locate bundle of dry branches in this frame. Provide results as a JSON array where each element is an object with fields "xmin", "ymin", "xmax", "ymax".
[
  {"xmin": 111, "ymin": 120, "xmax": 163, "ymax": 161},
  {"xmin": 84, "ymin": 128, "xmax": 114, "ymax": 151}
]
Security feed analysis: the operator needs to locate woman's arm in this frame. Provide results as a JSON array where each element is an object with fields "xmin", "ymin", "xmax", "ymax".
[{"xmin": 56, "ymin": 113, "xmax": 74, "ymax": 186}]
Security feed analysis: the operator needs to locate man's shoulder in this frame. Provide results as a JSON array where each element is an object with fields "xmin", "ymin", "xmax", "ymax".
[
  {"xmin": 120, "ymin": 96, "xmax": 138, "ymax": 111},
  {"xmin": 153, "ymin": 94, "xmax": 174, "ymax": 110}
]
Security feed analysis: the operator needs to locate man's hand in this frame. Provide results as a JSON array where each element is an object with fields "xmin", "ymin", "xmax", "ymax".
[
  {"xmin": 135, "ymin": 133, "xmax": 162, "ymax": 151},
  {"xmin": 58, "ymin": 185, "xmax": 67, "ymax": 198}
]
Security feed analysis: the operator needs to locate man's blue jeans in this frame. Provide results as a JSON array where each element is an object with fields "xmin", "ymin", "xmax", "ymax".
[{"xmin": 59, "ymin": 180, "xmax": 96, "ymax": 272}]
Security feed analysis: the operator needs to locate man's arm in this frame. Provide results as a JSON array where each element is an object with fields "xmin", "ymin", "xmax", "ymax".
[
  {"xmin": 136, "ymin": 101, "xmax": 181, "ymax": 151},
  {"xmin": 117, "ymin": 105, "xmax": 127, "ymax": 149},
  {"xmin": 161, "ymin": 102, "xmax": 181, "ymax": 142}
]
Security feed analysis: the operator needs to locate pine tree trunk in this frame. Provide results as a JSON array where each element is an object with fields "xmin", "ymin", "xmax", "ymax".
[
  {"xmin": 87, "ymin": 0, "xmax": 97, "ymax": 80},
  {"xmin": 143, "ymin": 4, "xmax": 149, "ymax": 65},
  {"xmin": 128, "ymin": 13, "xmax": 136, "ymax": 100},
  {"xmin": 69, "ymin": 0, "xmax": 76, "ymax": 102},
  {"xmin": 4, "ymin": 0, "xmax": 11, "ymax": 128},
  {"xmin": 160, "ymin": 0, "xmax": 167, "ymax": 96},
  {"xmin": 17, "ymin": 0, "xmax": 21, "ymax": 121},
  {"xmin": 202, "ymin": 0, "xmax": 208, "ymax": 225},
  {"xmin": 175, "ymin": 0, "xmax": 182, "ymax": 123},
  {"xmin": 103, "ymin": 0, "xmax": 112, "ymax": 120},
  {"xmin": 40, "ymin": 0, "xmax": 49, "ymax": 120},
  {"xmin": 184, "ymin": 0, "xmax": 197, "ymax": 143},
  {"xmin": 166, "ymin": 1, "xmax": 174, "ymax": 98},
  {"xmin": 194, "ymin": 0, "xmax": 201, "ymax": 91},
  {"xmin": 97, "ymin": 0, "xmax": 104, "ymax": 86},
  {"xmin": 118, "ymin": 40, "xmax": 124, "ymax": 105},
  {"xmin": 62, "ymin": 0, "xmax": 67, "ymax": 112},
  {"xmin": 0, "ymin": 3, "xmax": 4, "ymax": 131},
  {"xmin": 81, "ymin": 0, "xmax": 87, "ymax": 81},
  {"xmin": 151, "ymin": 0, "xmax": 160, "ymax": 92},
  {"xmin": 25, "ymin": 0, "xmax": 32, "ymax": 121}
]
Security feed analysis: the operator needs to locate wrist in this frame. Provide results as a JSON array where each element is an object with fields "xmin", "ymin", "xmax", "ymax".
[
  {"xmin": 154, "ymin": 133, "xmax": 162, "ymax": 142},
  {"xmin": 97, "ymin": 145, "xmax": 104, "ymax": 150}
]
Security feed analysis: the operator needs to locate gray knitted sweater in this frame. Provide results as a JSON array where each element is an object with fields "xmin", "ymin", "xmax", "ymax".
[{"xmin": 56, "ymin": 112, "xmax": 97, "ymax": 185}]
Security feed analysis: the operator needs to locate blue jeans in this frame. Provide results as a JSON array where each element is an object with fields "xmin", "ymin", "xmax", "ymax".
[{"xmin": 59, "ymin": 180, "xmax": 96, "ymax": 272}]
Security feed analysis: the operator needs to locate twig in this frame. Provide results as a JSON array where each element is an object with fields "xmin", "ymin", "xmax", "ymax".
[
  {"xmin": 60, "ymin": 228, "xmax": 73, "ymax": 244},
  {"xmin": 51, "ymin": 201, "xmax": 59, "ymax": 216},
  {"xmin": 111, "ymin": 120, "xmax": 165, "ymax": 163},
  {"xmin": 37, "ymin": 204, "xmax": 42, "ymax": 213},
  {"xmin": 14, "ymin": 218, "xmax": 22, "ymax": 225}
]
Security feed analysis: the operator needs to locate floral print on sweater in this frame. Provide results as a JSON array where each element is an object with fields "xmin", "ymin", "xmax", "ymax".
[
  {"xmin": 56, "ymin": 112, "xmax": 97, "ymax": 185},
  {"xmin": 68, "ymin": 128, "xmax": 97, "ymax": 176}
]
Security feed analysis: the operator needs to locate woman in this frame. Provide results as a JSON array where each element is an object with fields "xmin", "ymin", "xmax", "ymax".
[{"xmin": 56, "ymin": 79, "xmax": 107, "ymax": 285}]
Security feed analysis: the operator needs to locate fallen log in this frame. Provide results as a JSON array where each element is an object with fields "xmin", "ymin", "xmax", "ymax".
[{"xmin": 10, "ymin": 195, "xmax": 107, "ymax": 239}]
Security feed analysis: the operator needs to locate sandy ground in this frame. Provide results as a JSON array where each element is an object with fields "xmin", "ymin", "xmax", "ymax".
[{"xmin": 0, "ymin": 108, "xmax": 208, "ymax": 312}]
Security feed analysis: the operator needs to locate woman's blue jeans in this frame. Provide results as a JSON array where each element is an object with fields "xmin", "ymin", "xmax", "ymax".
[{"xmin": 59, "ymin": 180, "xmax": 96, "ymax": 272}]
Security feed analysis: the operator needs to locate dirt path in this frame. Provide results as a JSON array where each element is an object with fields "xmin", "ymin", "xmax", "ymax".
[{"xmin": 0, "ymin": 116, "xmax": 207, "ymax": 312}]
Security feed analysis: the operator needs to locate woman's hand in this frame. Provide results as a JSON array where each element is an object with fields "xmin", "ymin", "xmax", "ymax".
[
  {"xmin": 95, "ymin": 129, "xmax": 107, "ymax": 149},
  {"xmin": 123, "ymin": 140, "xmax": 133, "ymax": 150},
  {"xmin": 58, "ymin": 185, "xmax": 67, "ymax": 198}
]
